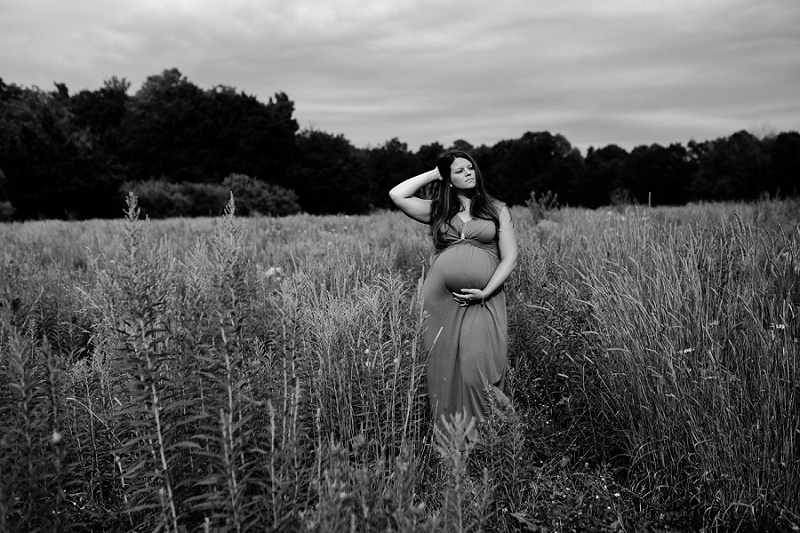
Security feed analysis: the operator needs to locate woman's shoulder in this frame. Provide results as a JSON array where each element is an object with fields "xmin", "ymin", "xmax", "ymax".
[
  {"xmin": 488, "ymin": 197, "xmax": 508, "ymax": 213},
  {"xmin": 487, "ymin": 198, "xmax": 513, "ymax": 226}
]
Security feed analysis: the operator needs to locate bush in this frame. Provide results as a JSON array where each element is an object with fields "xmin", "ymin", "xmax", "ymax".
[
  {"xmin": 121, "ymin": 177, "xmax": 300, "ymax": 218},
  {"xmin": 222, "ymin": 173, "xmax": 301, "ymax": 216},
  {"xmin": 179, "ymin": 182, "xmax": 229, "ymax": 217},
  {"xmin": 121, "ymin": 180, "xmax": 192, "ymax": 218},
  {"xmin": 0, "ymin": 201, "xmax": 14, "ymax": 221}
]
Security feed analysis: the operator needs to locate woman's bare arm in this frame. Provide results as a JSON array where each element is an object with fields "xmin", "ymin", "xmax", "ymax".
[{"xmin": 388, "ymin": 168, "xmax": 440, "ymax": 223}]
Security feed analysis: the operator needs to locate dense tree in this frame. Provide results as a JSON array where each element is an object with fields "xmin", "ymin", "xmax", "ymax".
[
  {"xmin": 0, "ymin": 80, "xmax": 122, "ymax": 219},
  {"xmin": 70, "ymin": 77, "xmax": 131, "ymax": 138},
  {"xmin": 1, "ymin": 71, "xmax": 304, "ymax": 219},
  {"xmin": 286, "ymin": 129, "xmax": 369, "ymax": 214},
  {"xmin": 621, "ymin": 143, "xmax": 695, "ymax": 206},
  {"xmin": 450, "ymin": 139, "xmax": 475, "ymax": 152},
  {"xmin": 415, "ymin": 142, "xmax": 445, "ymax": 169},
  {"xmin": 690, "ymin": 131, "xmax": 770, "ymax": 201},
  {"xmin": 0, "ymin": 168, "xmax": 11, "ymax": 221},
  {"xmin": 765, "ymin": 131, "xmax": 800, "ymax": 196},
  {"xmin": 409, "ymin": 142, "xmax": 446, "ymax": 201},
  {"xmin": 366, "ymin": 138, "xmax": 425, "ymax": 210},
  {"xmin": 482, "ymin": 132, "xmax": 582, "ymax": 205},
  {"xmin": 582, "ymin": 145, "xmax": 629, "ymax": 208},
  {"xmin": 120, "ymin": 69, "xmax": 205, "ymax": 182},
  {"xmin": 1, "ymin": 71, "xmax": 798, "ymax": 219},
  {"xmin": 120, "ymin": 69, "xmax": 298, "ymax": 184}
]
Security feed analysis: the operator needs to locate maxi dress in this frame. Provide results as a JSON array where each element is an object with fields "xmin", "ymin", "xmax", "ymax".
[{"xmin": 422, "ymin": 213, "xmax": 508, "ymax": 429}]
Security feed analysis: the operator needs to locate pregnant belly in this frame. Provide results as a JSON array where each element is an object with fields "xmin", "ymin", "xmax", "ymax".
[{"xmin": 431, "ymin": 243, "xmax": 497, "ymax": 293}]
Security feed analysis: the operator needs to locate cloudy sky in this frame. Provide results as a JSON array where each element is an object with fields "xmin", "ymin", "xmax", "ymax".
[{"xmin": 2, "ymin": 0, "xmax": 798, "ymax": 153}]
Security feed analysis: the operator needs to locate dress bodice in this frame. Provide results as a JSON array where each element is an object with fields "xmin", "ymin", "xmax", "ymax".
[{"xmin": 436, "ymin": 216, "xmax": 499, "ymax": 259}]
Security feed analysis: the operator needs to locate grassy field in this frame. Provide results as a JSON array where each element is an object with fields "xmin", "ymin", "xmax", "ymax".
[{"xmin": 1, "ymin": 194, "xmax": 798, "ymax": 532}]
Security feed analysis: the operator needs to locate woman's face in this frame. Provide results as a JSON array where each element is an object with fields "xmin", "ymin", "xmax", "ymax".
[{"xmin": 449, "ymin": 157, "xmax": 476, "ymax": 191}]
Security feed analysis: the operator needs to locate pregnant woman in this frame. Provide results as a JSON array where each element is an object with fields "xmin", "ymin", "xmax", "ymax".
[{"xmin": 389, "ymin": 150, "xmax": 517, "ymax": 433}]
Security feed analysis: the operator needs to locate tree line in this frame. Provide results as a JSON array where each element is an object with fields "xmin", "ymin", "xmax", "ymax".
[{"xmin": 1, "ymin": 68, "xmax": 798, "ymax": 220}]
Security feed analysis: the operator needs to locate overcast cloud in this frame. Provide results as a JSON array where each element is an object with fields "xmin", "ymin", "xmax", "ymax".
[{"xmin": 2, "ymin": 0, "xmax": 798, "ymax": 152}]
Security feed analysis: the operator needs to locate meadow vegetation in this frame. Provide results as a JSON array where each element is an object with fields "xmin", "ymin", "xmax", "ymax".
[{"xmin": 1, "ymin": 194, "xmax": 798, "ymax": 532}]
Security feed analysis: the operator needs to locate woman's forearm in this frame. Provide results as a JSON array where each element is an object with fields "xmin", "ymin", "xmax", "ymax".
[
  {"xmin": 389, "ymin": 169, "xmax": 439, "ymax": 201},
  {"xmin": 482, "ymin": 257, "xmax": 517, "ymax": 297}
]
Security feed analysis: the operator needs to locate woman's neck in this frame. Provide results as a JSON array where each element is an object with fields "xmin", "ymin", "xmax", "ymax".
[{"xmin": 456, "ymin": 189, "xmax": 473, "ymax": 204}]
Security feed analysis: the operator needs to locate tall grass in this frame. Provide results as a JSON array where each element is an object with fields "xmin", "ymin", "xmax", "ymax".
[
  {"xmin": 562, "ymin": 207, "xmax": 800, "ymax": 529},
  {"xmin": 0, "ymin": 196, "xmax": 798, "ymax": 531}
]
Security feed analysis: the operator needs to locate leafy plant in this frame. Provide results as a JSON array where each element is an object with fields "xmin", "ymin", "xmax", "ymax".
[{"xmin": 526, "ymin": 190, "xmax": 559, "ymax": 224}]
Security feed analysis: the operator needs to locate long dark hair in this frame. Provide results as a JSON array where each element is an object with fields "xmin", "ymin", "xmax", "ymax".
[{"xmin": 430, "ymin": 149, "xmax": 500, "ymax": 249}]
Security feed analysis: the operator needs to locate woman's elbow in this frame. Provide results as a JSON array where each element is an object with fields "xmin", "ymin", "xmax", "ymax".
[{"xmin": 504, "ymin": 253, "xmax": 518, "ymax": 271}]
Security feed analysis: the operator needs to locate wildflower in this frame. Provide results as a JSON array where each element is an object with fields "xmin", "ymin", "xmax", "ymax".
[{"xmin": 678, "ymin": 348, "xmax": 694, "ymax": 354}]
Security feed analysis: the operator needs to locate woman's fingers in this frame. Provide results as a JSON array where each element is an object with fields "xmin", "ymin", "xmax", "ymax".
[{"xmin": 452, "ymin": 289, "xmax": 481, "ymax": 305}]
